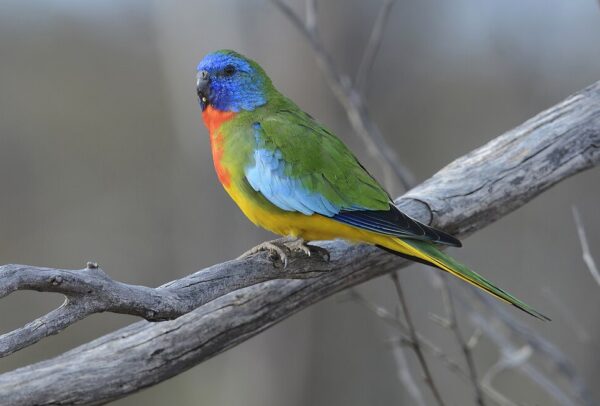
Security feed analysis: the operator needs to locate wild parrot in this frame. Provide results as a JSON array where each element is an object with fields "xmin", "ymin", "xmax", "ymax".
[{"xmin": 196, "ymin": 49, "xmax": 548, "ymax": 321}]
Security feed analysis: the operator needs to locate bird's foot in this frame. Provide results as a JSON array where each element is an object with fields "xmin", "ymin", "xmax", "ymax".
[
  {"xmin": 238, "ymin": 239, "xmax": 291, "ymax": 267},
  {"xmin": 285, "ymin": 238, "xmax": 330, "ymax": 262},
  {"xmin": 238, "ymin": 237, "xmax": 330, "ymax": 268}
]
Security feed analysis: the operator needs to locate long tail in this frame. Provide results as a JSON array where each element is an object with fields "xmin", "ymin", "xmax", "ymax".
[{"xmin": 380, "ymin": 237, "xmax": 550, "ymax": 321}]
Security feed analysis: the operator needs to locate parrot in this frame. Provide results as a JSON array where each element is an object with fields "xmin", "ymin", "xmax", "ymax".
[{"xmin": 195, "ymin": 49, "xmax": 549, "ymax": 321}]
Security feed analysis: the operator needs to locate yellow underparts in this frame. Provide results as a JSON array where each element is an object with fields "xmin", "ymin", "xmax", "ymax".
[
  {"xmin": 224, "ymin": 182, "xmax": 533, "ymax": 316},
  {"xmin": 225, "ymin": 182, "xmax": 518, "ymax": 307},
  {"xmin": 225, "ymin": 183, "xmax": 426, "ymax": 260}
]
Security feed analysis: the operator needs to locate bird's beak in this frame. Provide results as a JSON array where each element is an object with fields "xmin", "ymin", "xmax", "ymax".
[{"xmin": 196, "ymin": 70, "xmax": 210, "ymax": 111}]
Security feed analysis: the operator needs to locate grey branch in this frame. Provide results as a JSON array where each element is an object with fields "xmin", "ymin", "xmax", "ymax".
[
  {"xmin": 0, "ymin": 80, "xmax": 598, "ymax": 405},
  {"xmin": 0, "ymin": 247, "xmax": 333, "ymax": 358}
]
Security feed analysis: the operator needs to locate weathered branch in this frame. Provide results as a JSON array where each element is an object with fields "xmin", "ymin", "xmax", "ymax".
[
  {"xmin": 0, "ymin": 249, "xmax": 331, "ymax": 357},
  {"xmin": 0, "ymin": 80, "xmax": 598, "ymax": 405}
]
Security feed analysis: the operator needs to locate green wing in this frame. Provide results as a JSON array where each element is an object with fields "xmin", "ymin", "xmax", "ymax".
[
  {"xmin": 244, "ymin": 104, "xmax": 461, "ymax": 246},
  {"xmin": 255, "ymin": 107, "xmax": 391, "ymax": 211}
]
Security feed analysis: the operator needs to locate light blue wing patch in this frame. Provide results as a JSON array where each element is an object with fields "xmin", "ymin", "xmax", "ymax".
[
  {"xmin": 244, "ymin": 146, "xmax": 462, "ymax": 246},
  {"xmin": 245, "ymin": 147, "xmax": 342, "ymax": 216}
]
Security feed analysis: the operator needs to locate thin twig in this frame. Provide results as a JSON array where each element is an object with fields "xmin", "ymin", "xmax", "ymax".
[
  {"xmin": 305, "ymin": 0, "xmax": 318, "ymax": 35},
  {"xmin": 391, "ymin": 272, "xmax": 446, "ymax": 406},
  {"xmin": 572, "ymin": 206, "xmax": 600, "ymax": 287},
  {"xmin": 469, "ymin": 291, "xmax": 594, "ymax": 406},
  {"xmin": 355, "ymin": 0, "xmax": 396, "ymax": 93},
  {"xmin": 349, "ymin": 290, "xmax": 470, "ymax": 382},
  {"xmin": 481, "ymin": 345, "xmax": 532, "ymax": 406},
  {"xmin": 392, "ymin": 341, "xmax": 427, "ymax": 406},
  {"xmin": 437, "ymin": 272, "xmax": 486, "ymax": 405},
  {"xmin": 470, "ymin": 311, "xmax": 576, "ymax": 406},
  {"xmin": 271, "ymin": 0, "xmax": 417, "ymax": 192}
]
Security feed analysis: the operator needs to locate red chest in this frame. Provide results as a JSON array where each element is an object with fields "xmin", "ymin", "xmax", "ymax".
[{"xmin": 202, "ymin": 106, "xmax": 236, "ymax": 187}]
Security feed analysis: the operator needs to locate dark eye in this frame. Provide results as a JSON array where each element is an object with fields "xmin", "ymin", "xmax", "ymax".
[{"xmin": 223, "ymin": 65, "xmax": 236, "ymax": 76}]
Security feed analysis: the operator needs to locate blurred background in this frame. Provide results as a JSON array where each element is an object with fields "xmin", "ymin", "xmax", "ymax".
[{"xmin": 1, "ymin": 0, "xmax": 599, "ymax": 405}]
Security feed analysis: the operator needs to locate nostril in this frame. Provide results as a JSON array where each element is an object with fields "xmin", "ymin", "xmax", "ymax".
[{"xmin": 201, "ymin": 70, "xmax": 208, "ymax": 80}]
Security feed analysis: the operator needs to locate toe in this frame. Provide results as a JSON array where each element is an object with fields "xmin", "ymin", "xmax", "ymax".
[{"xmin": 272, "ymin": 245, "xmax": 289, "ymax": 268}]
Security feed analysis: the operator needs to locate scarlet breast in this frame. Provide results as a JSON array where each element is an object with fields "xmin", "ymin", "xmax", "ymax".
[{"xmin": 202, "ymin": 106, "xmax": 236, "ymax": 187}]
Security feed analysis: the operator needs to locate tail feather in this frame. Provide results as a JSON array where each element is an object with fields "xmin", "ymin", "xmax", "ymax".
[{"xmin": 384, "ymin": 237, "xmax": 550, "ymax": 321}]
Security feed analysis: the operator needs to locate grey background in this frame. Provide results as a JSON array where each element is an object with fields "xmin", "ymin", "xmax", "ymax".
[{"xmin": 1, "ymin": 0, "xmax": 599, "ymax": 405}]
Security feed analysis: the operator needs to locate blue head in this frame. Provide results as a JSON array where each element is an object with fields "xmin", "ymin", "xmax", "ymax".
[{"xmin": 196, "ymin": 50, "xmax": 270, "ymax": 112}]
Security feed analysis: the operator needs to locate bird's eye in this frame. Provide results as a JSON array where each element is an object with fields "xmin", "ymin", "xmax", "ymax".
[{"xmin": 223, "ymin": 65, "xmax": 236, "ymax": 76}]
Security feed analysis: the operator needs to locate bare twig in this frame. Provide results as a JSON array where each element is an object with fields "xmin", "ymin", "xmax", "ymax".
[
  {"xmin": 572, "ymin": 206, "xmax": 600, "ymax": 287},
  {"xmin": 469, "ymin": 291, "xmax": 594, "ymax": 406},
  {"xmin": 355, "ymin": 0, "xmax": 396, "ymax": 93},
  {"xmin": 481, "ymin": 344, "xmax": 532, "ymax": 406},
  {"xmin": 391, "ymin": 272, "xmax": 446, "ymax": 406},
  {"xmin": 304, "ymin": 0, "xmax": 317, "ymax": 35},
  {"xmin": 271, "ymin": 0, "xmax": 416, "ymax": 192},
  {"xmin": 392, "ymin": 341, "xmax": 427, "ymax": 406},
  {"xmin": 348, "ymin": 290, "xmax": 470, "ymax": 382},
  {"xmin": 0, "ymin": 80, "xmax": 598, "ymax": 404},
  {"xmin": 470, "ymin": 311, "xmax": 576, "ymax": 406},
  {"xmin": 437, "ymin": 273, "xmax": 486, "ymax": 406},
  {"xmin": 349, "ymin": 289, "xmax": 430, "ymax": 405}
]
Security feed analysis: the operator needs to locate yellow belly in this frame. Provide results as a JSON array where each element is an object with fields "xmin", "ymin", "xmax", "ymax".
[
  {"xmin": 223, "ymin": 182, "xmax": 448, "ymax": 277},
  {"xmin": 224, "ymin": 183, "xmax": 384, "ymax": 243}
]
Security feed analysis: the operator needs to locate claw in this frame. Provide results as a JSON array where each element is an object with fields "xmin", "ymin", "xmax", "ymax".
[
  {"xmin": 286, "ymin": 238, "xmax": 312, "ymax": 256},
  {"xmin": 238, "ymin": 241, "xmax": 289, "ymax": 267}
]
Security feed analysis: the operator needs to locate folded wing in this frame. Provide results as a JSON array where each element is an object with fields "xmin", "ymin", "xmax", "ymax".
[{"xmin": 244, "ymin": 108, "xmax": 461, "ymax": 247}]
